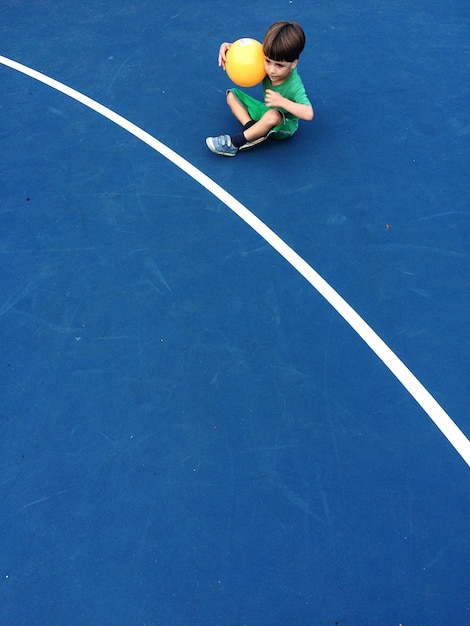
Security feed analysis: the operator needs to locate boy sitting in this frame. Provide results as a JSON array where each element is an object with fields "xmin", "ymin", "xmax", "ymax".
[{"xmin": 206, "ymin": 21, "xmax": 314, "ymax": 156}]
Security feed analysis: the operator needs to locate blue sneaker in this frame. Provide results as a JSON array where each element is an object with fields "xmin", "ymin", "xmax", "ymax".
[{"xmin": 206, "ymin": 134, "xmax": 238, "ymax": 156}]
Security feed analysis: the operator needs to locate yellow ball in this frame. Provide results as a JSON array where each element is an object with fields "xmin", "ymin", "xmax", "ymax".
[{"xmin": 225, "ymin": 38, "xmax": 266, "ymax": 87}]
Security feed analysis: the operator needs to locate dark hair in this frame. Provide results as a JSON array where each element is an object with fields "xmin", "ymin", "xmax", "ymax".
[{"xmin": 263, "ymin": 21, "xmax": 306, "ymax": 62}]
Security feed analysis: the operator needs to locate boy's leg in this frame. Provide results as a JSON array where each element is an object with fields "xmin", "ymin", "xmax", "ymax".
[
  {"xmin": 243, "ymin": 109, "xmax": 282, "ymax": 141},
  {"xmin": 227, "ymin": 91, "xmax": 282, "ymax": 140},
  {"xmin": 206, "ymin": 91, "xmax": 283, "ymax": 156},
  {"xmin": 226, "ymin": 90, "xmax": 253, "ymax": 126},
  {"xmin": 230, "ymin": 109, "xmax": 282, "ymax": 152}
]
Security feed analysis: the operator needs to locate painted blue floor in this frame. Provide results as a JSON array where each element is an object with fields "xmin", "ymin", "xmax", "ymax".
[{"xmin": 1, "ymin": 1, "xmax": 469, "ymax": 624}]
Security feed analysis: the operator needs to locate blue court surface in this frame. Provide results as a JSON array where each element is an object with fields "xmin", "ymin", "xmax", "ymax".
[{"xmin": 1, "ymin": 2, "xmax": 469, "ymax": 624}]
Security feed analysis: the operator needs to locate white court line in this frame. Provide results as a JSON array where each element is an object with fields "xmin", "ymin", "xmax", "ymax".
[{"xmin": 1, "ymin": 54, "xmax": 469, "ymax": 467}]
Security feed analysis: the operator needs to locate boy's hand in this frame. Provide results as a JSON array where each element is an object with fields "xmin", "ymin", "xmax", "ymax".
[
  {"xmin": 264, "ymin": 89, "xmax": 285, "ymax": 108},
  {"xmin": 265, "ymin": 89, "xmax": 314, "ymax": 121},
  {"xmin": 218, "ymin": 42, "xmax": 232, "ymax": 69}
]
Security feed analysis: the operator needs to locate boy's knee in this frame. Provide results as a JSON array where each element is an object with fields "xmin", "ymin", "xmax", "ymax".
[{"xmin": 263, "ymin": 109, "xmax": 282, "ymax": 127}]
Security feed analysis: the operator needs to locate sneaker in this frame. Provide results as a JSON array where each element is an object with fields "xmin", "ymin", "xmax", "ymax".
[
  {"xmin": 206, "ymin": 134, "xmax": 238, "ymax": 156},
  {"xmin": 239, "ymin": 135, "xmax": 268, "ymax": 151}
]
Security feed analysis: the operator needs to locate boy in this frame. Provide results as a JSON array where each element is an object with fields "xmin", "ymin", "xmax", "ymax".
[{"xmin": 206, "ymin": 21, "xmax": 313, "ymax": 156}]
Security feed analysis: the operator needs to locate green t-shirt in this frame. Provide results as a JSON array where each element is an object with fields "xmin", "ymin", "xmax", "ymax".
[{"xmin": 262, "ymin": 68, "xmax": 311, "ymax": 122}]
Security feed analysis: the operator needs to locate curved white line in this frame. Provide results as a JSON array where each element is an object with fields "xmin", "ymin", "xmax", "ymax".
[{"xmin": 1, "ymin": 54, "xmax": 469, "ymax": 467}]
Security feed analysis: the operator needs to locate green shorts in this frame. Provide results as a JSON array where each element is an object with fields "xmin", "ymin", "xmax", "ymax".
[{"xmin": 230, "ymin": 88, "xmax": 299, "ymax": 140}]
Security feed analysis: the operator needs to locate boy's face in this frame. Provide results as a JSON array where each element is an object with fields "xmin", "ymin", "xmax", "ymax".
[{"xmin": 264, "ymin": 57, "xmax": 298, "ymax": 86}]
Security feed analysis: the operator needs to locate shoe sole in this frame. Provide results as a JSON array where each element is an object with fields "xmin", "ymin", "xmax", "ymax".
[{"xmin": 239, "ymin": 135, "xmax": 268, "ymax": 151}]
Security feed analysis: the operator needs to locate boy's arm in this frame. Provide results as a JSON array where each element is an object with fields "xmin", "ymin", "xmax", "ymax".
[{"xmin": 265, "ymin": 89, "xmax": 314, "ymax": 121}]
